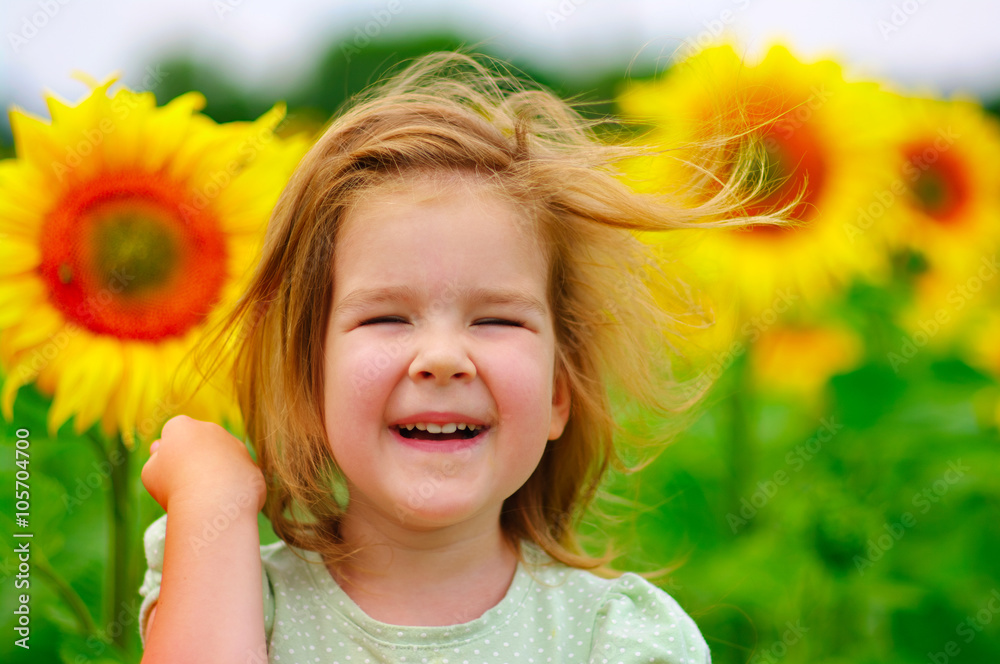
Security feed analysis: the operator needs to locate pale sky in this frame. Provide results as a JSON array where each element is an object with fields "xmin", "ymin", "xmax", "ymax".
[{"xmin": 2, "ymin": 0, "xmax": 999, "ymax": 125}]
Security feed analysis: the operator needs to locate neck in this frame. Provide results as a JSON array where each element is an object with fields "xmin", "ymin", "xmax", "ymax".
[{"xmin": 328, "ymin": 499, "xmax": 520, "ymax": 626}]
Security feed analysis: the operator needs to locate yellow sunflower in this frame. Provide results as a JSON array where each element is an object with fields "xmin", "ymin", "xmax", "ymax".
[
  {"xmin": 0, "ymin": 76, "xmax": 308, "ymax": 447},
  {"xmin": 955, "ymin": 293, "xmax": 1000, "ymax": 381},
  {"xmin": 618, "ymin": 43, "xmax": 898, "ymax": 319},
  {"xmin": 889, "ymin": 255, "xmax": 998, "ymax": 365},
  {"xmin": 880, "ymin": 95, "xmax": 1000, "ymax": 280},
  {"xmin": 873, "ymin": 96, "xmax": 1000, "ymax": 356}
]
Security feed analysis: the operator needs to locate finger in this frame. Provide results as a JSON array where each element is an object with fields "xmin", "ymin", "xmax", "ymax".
[{"xmin": 149, "ymin": 439, "xmax": 161, "ymax": 454}]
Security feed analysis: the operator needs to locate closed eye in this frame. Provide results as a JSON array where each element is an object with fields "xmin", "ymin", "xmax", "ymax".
[
  {"xmin": 474, "ymin": 318, "xmax": 525, "ymax": 327},
  {"xmin": 359, "ymin": 316, "xmax": 408, "ymax": 326}
]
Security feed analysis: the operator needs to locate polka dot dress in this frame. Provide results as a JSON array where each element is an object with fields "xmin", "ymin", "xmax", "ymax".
[{"xmin": 139, "ymin": 514, "xmax": 711, "ymax": 663}]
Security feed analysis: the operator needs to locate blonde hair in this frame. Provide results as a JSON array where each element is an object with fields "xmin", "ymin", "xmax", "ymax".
[{"xmin": 213, "ymin": 50, "xmax": 789, "ymax": 574}]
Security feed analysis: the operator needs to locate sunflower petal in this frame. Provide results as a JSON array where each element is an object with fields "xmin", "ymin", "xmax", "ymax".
[
  {"xmin": 72, "ymin": 336, "xmax": 124, "ymax": 434},
  {"xmin": 1, "ymin": 357, "xmax": 39, "ymax": 420},
  {"xmin": 0, "ymin": 275, "xmax": 46, "ymax": 328},
  {"xmin": 9, "ymin": 108, "xmax": 64, "ymax": 175},
  {"xmin": 2, "ymin": 310, "xmax": 65, "ymax": 356},
  {"xmin": 0, "ymin": 238, "xmax": 41, "ymax": 276},
  {"xmin": 47, "ymin": 335, "xmax": 100, "ymax": 434}
]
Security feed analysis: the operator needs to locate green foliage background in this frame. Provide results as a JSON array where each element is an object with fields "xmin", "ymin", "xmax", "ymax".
[{"xmin": 2, "ymin": 32, "xmax": 999, "ymax": 664}]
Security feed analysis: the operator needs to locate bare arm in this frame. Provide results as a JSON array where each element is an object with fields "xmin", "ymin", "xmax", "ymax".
[{"xmin": 140, "ymin": 416, "xmax": 268, "ymax": 664}]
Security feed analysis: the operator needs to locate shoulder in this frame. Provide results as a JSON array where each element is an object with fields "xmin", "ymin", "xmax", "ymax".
[
  {"xmin": 590, "ymin": 572, "xmax": 711, "ymax": 663},
  {"xmin": 518, "ymin": 544, "xmax": 711, "ymax": 663},
  {"xmin": 138, "ymin": 513, "xmax": 170, "ymax": 644}
]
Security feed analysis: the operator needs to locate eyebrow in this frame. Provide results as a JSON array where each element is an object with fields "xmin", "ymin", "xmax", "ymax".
[{"xmin": 333, "ymin": 285, "xmax": 548, "ymax": 318}]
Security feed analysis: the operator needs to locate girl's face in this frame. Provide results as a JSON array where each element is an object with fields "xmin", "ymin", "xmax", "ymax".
[{"xmin": 323, "ymin": 177, "xmax": 570, "ymax": 533}]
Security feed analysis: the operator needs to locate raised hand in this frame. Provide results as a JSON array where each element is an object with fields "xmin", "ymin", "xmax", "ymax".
[{"xmin": 141, "ymin": 415, "xmax": 266, "ymax": 516}]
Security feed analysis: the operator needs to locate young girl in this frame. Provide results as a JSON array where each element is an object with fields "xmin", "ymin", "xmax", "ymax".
[{"xmin": 137, "ymin": 51, "xmax": 779, "ymax": 664}]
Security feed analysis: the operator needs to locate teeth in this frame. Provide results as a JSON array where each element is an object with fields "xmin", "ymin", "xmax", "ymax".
[{"xmin": 398, "ymin": 422, "xmax": 483, "ymax": 433}]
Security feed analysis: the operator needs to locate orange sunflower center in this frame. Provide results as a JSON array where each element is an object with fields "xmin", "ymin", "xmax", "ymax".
[
  {"xmin": 705, "ymin": 91, "xmax": 829, "ymax": 238},
  {"xmin": 903, "ymin": 142, "xmax": 971, "ymax": 225},
  {"xmin": 39, "ymin": 172, "xmax": 228, "ymax": 340},
  {"xmin": 743, "ymin": 121, "xmax": 827, "ymax": 230}
]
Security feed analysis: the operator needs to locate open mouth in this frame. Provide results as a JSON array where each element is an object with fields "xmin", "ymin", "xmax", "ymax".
[{"xmin": 393, "ymin": 425, "xmax": 486, "ymax": 442}]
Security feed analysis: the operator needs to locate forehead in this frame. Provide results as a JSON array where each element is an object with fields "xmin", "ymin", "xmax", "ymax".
[
  {"xmin": 341, "ymin": 173, "xmax": 533, "ymax": 232},
  {"xmin": 331, "ymin": 175, "xmax": 551, "ymax": 307}
]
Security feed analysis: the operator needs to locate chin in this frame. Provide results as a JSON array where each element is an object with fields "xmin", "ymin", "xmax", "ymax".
[{"xmin": 391, "ymin": 497, "xmax": 490, "ymax": 529}]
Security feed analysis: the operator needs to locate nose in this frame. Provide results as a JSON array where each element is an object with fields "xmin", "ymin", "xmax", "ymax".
[{"xmin": 408, "ymin": 327, "xmax": 476, "ymax": 385}]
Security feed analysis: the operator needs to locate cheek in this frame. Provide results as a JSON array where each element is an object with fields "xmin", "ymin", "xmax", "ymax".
[
  {"xmin": 323, "ymin": 345, "xmax": 386, "ymax": 477},
  {"xmin": 323, "ymin": 339, "xmax": 400, "ymax": 460},
  {"xmin": 325, "ymin": 336, "xmax": 403, "ymax": 403},
  {"xmin": 489, "ymin": 353, "xmax": 555, "ymax": 489},
  {"xmin": 489, "ymin": 345, "xmax": 555, "ymax": 432}
]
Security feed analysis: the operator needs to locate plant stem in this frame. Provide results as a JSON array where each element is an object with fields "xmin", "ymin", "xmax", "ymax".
[
  {"xmin": 33, "ymin": 545, "xmax": 99, "ymax": 635},
  {"xmin": 88, "ymin": 429, "xmax": 136, "ymax": 654},
  {"xmin": 109, "ymin": 431, "xmax": 134, "ymax": 653},
  {"xmin": 727, "ymin": 347, "xmax": 754, "ymax": 519}
]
